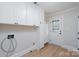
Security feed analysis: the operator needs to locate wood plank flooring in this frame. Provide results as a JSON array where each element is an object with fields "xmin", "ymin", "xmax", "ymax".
[{"xmin": 22, "ymin": 44, "xmax": 79, "ymax": 57}]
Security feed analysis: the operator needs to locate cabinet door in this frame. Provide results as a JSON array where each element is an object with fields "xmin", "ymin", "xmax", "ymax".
[
  {"xmin": 33, "ymin": 5, "xmax": 40, "ymax": 26},
  {"xmin": 39, "ymin": 9, "xmax": 45, "ymax": 48},
  {"xmin": 13, "ymin": 3, "xmax": 27, "ymax": 25},
  {"xmin": 0, "ymin": 3, "xmax": 27, "ymax": 25},
  {"xmin": 0, "ymin": 3, "xmax": 16, "ymax": 24},
  {"xmin": 26, "ymin": 4, "xmax": 40, "ymax": 26}
]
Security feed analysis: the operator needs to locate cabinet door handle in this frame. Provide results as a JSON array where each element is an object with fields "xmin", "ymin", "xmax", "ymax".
[{"xmin": 59, "ymin": 30, "xmax": 62, "ymax": 35}]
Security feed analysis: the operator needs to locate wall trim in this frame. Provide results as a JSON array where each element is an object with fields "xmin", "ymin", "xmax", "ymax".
[
  {"xmin": 11, "ymin": 42, "xmax": 79, "ymax": 57},
  {"xmin": 61, "ymin": 45, "xmax": 78, "ymax": 52},
  {"xmin": 48, "ymin": 42, "xmax": 79, "ymax": 52},
  {"xmin": 11, "ymin": 46, "xmax": 38, "ymax": 57}
]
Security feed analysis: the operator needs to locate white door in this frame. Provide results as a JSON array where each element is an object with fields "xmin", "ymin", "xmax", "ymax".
[
  {"xmin": 39, "ymin": 9, "xmax": 45, "ymax": 48},
  {"xmin": 77, "ymin": 16, "xmax": 79, "ymax": 50},
  {"xmin": 49, "ymin": 16, "xmax": 63, "ymax": 46}
]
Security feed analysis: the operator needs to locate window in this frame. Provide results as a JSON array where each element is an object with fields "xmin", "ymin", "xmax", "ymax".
[{"xmin": 52, "ymin": 20, "xmax": 60, "ymax": 32}]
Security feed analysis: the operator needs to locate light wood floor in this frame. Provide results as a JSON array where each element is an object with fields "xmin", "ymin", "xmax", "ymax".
[{"xmin": 22, "ymin": 44, "xmax": 79, "ymax": 57}]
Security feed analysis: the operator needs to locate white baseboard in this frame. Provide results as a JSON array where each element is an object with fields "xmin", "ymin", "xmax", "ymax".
[
  {"xmin": 61, "ymin": 45, "xmax": 78, "ymax": 52},
  {"xmin": 11, "ymin": 46, "xmax": 37, "ymax": 57},
  {"xmin": 48, "ymin": 42, "xmax": 78, "ymax": 52},
  {"xmin": 11, "ymin": 42, "xmax": 79, "ymax": 57}
]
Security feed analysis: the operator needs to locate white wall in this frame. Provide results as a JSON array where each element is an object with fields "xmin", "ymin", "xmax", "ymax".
[
  {"xmin": 48, "ymin": 7, "xmax": 79, "ymax": 50},
  {"xmin": 0, "ymin": 26, "xmax": 39, "ymax": 57},
  {"xmin": 0, "ymin": 2, "xmax": 46, "ymax": 57}
]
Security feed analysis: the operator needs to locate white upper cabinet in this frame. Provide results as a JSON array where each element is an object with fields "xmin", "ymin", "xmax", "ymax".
[
  {"xmin": 26, "ymin": 4, "xmax": 41, "ymax": 26},
  {"xmin": 13, "ymin": 3, "xmax": 27, "ymax": 25},
  {"xmin": 0, "ymin": 3, "xmax": 44, "ymax": 26},
  {"xmin": 0, "ymin": 3, "xmax": 27, "ymax": 25},
  {"xmin": 0, "ymin": 3, "xmax": 16, "ymax": 24}
]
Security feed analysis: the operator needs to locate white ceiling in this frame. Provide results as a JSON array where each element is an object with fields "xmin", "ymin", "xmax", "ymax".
[{"xmin": 37, "ymin": 2, "xmax": 79, "ymax": 14}]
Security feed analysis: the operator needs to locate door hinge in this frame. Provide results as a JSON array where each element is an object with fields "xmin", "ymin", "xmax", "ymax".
[
  {"xmin": 78, "ymin": 32, "xmax": 79, "ymax": 34},
  {"xmin": 77, "ymin": 48, "xmax": 79, "ymax": 50},
  {"xmin": 77, "ymin": 38, "xmax": 79, "ymax": 40},
  {"xmin": 78, "ymin": 16, "xmax": 79, "ymax": 18}
]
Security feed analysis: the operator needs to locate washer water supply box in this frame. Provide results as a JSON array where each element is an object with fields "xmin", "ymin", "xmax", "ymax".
[{"xmin": 7, "ymin": 34, "xmax": 14, "ymax": 39}]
